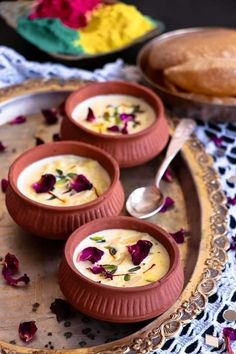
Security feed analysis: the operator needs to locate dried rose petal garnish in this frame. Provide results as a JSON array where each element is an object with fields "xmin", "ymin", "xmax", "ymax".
[
  {"xmin": 121, "ymin": 122, "xmax": 128, "ymax": 135},
  {"xmin": 211, "ymin": 135, "xmax": 223, "ymax": 147},
  {"xmin": 9, "ymin": 115, "xmax": 27, "ymax": 125},
  {"xmin": 1, "ymin": 178, "xmax": 9, "ymax": 193},
  {"xmin": 107, "ymin": 125, "xmax": 120, "ymax": 132},
  {"xmin": 169, "ymin": 228, "xmax": 186, "ymax": 244},
  {"xmin": 227, "ymin": 196, "xmax": 236, "ymax": 206},
  {"xmin": 32, "ymin": 174, "xmax": 56, "ymax": 193},
  {"xmin": 89, "ymin": 265, "xmax": 113, "ymax": 279},
  {"xmin": 35, "ymin": 137, "xmax": 45, "ymax": 146},
  {"xmin": 120, "ymin": 113, "xmax": 135, "ymax": 122},
  {"xmin": 86, "ymin": 107, "xmax": 96, "ymax": 122},
  {"xmin": 160, "ymin": 196, "xmax": 175, "ymax": 212},
  {"xmin": 42, "ymin": 109, "xmax": 58, "ymax": 125},
  {"xmin": 52, "ymin": 133, "xmax": 61, "ymax": 141},
  {"xmin": 128, "ymin": 240, "xmax": 153, "ymax": 265},
  {"xmin": 70, "ymin": 174, "xmax": 93, "ymax": 193},
  {"xmin": 50, "ymin": 298, "xmax": 75, "ymax": 322},
  {"xmin": 1, "ymin": 253, "xmax": 30, "ymax": 286},
  {"xmin": 223, "ymin": 327, "xmax": 236, "ymax": 354},
  {"xmin": 19, "ymin": 321, "xmax": 37, "ymax": 342},
  {"xmin": 163, "ymin": 169, "xmax": 173, "ymax": 182},
  {"xmin": 230, "ymin": 236, "xmax": 236, "ymax": 250},
  {"xmin": 0, "ymin": 141, "xmax": 6, "ymax": 152},
  {"xmin": 79, "ymin": 247, "xmax": 104, "ymax": 264}
]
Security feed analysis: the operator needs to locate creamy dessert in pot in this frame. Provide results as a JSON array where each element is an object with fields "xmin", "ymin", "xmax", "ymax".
[
  {"xmin": 72, "ymin": 94, "xmax": 156, "ymax": 135},
  {"xmin": 73, "ymin": 229, "xmax": 170, "ymax": 287},
  {"xmin": 17, "ymin": 155, "xmax": 111, "ymax": 206}
]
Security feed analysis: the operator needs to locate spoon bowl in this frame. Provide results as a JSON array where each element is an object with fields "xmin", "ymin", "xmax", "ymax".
[
  {"xmin": 126, "ymin": 186, "xmax": 164, "ymax": 219},
  {"xmin": 126, "ymin": 119, "xmax": 196, "ymax": 219}
]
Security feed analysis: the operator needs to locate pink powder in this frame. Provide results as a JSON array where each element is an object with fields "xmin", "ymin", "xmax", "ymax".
[{"xmin": 29, "ymin": 0, "xmax": 101, "ymax": 29}]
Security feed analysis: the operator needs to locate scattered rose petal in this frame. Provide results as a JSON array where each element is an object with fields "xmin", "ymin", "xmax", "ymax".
[
  {"xmin": 121, "ymin": 122, "xmax": 128, "ymax": 135},
  {"xmin": 211, "ymin": 136, "xmax": 223, "ymax": 147},
  {"xmin": 163, "ymin": 169, "xmax": 173, "ymax": 182},
  {"xmin": 89, "ymin": 265, "xmax": 113, "ymax": 279},
  {"xmin": 9, "ymin": 115, "xmax": 27, "ymax": 125},
  {"xmin": 107, "ymin": 125, "xmax": 120, "ymax": 133},
  {"xmin": 35, "ymin": 137, "xmax": 45, "ymax": 146},
  {"xmin": 2, "ymin": 269, "xmax": 30, "ymax": 286},
  {"xmin": 86, "ymin": 108, "xmax": 96, "ymax": 122},
  {"xmin": 0, "ymin": 141, "xmax": 6, "ymax": 152},
  {"xmin": 120, "ymin": 113, "xmax": 135, "ymax": 122},
  {"xmin": 32, "ymin": 174, "xmax": 56, "ymax": 193},
  {"xmin": 223, "ymin": 327, "xmax": 236, "ymax": 354},
  {"xmin": 230, "ymin": 236, "xmax": 236, "ymax": 250},
  {"xmin": 50, "ymin": 298, "xmax": 75, "ymax": 322},
  {"xmin": 169, "ymin": 228, "xmax": 186, "ymax": 244},
  {"xmin": 160, "ymin": 196, "xmax": 175, "ymax": 212},
  {"xmin": 70, "ymin": 174, "xmax": 93, "ymax": 193},
  {"xmin": 128, "ymin": 240, "xmax": 153, "ymax": 265},
  {"xmin": 3, "ymin": 253, "xmax": 19, "ymax": 273},
  {"xmin": 79, "ymin": 247, "xmax": 104, "ymax": 264},
  {"xmin": 52, "ymin": 133, "xmax": 61, "ymax": 141},
  {"xmin": 42, "ymin": 109, "xmax": 58, "ymax": 125},
  {"xmin": 228, "ymin": 196, "xmax": 236, "ymax": 206},
  {"xmin": 1, "ymin": 178, "xmax": 9, "ymax": 193},
  {"xmin": 1, "ymin": 253, "xmax": 30, "ymax": 287},
  {"xmin": 224, "ymin": 327, "xmax": 236, "ymax": 340},
  {"xmin": 19, "ymin": 321, "xmax": 37, "ymax": 342}
]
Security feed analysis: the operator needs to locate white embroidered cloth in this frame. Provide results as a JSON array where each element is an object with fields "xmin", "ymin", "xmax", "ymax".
[{"xmin": 0, "ymin": 46, "xmax": 235, "ymax": 354}]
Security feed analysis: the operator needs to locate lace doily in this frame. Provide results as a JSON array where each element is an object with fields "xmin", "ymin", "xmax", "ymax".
[{"xmin": 0, "ymin": 46, "xmax": 235, "ymax": 354}]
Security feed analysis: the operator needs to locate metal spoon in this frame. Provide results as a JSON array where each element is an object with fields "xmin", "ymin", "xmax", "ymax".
[{"xmin": 126, "ymin": 119, "xmax": 196, "ymax": 219}]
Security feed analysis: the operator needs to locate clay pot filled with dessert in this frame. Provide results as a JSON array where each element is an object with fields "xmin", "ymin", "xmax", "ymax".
[
  {"xmin": 61, "ymin": 81, "xmax": 169, "ymax": 168},
  {"xmin": 6, "ymin": 142, "xmax": 124, "ymax": 239},
  {"xmin": 59, "ymin": 216, "xmax": 184, "ymax": 323}
]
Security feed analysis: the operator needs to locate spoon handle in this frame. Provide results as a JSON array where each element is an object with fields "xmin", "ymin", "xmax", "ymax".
[{"xmin": 155, "ymin": 119, "xmax": 196, "ymax": 187}]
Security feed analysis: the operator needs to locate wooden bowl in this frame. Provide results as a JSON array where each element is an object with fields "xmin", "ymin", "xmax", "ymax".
[
  {"xmin": 58, "ymin": 216, "xmax": 184, "ymax": 323},
  {"xmin": 61, "ymin": 81, "xmax": 169, "ymax": 168},
  {"xmin": 6, "ymin": 141, "xmax": 125, "ymax": 240}
]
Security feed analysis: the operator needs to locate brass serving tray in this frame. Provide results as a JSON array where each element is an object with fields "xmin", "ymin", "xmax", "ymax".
[
  {"xmin": 137, "ymin": 27, "xmax": 236, "ymax": 122},
  {"xmin": 0, "ymin": 79, "xmax": 228, "ymax": 354}
]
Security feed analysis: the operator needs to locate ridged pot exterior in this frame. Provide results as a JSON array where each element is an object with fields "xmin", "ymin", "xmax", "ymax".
[
  {"xmin": 6, "ymin": 141, "xmax": 125, "ymax": 240},
  {"xmin": 61, "ymin": 115, "xmax": 169, "ymax": 168},
  {"xmin": 62, "ymin": 81, "xmax": 169, "ymax": 168},
  {"xmin": 58, "ymin": 217, "xmax": 184, "ymax": 323},
  {"xmin": 6, "ymin": 180, "xmax": 124, "ymax": 240}
]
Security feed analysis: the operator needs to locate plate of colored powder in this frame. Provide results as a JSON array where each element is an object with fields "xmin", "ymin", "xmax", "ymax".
[{"xmin": 0, "ymin": 0, "xmax": 164, "ymax": 61}]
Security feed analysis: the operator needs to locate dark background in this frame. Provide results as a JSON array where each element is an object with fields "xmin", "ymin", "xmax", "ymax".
[{"xmin": 0, "ymin": 0, "xmax": 235, "ymax": 68}]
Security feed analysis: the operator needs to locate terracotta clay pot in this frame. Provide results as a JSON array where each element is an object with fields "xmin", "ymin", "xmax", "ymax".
[
  {"xmin": 58, "ymin": 216, "xmax": 184, "ymax": 323},
  {"xmin": 61, "ymin": 81, "xmax": 169, "ymax": 168},
  {"xmin": 6, "ymin": 142, "xmax": 125, "ymax": 240}
]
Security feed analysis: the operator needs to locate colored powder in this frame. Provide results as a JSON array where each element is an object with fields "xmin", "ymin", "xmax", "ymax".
[
  {"xmin": 29, "ymin": 0, "xmax": 101, "ymax": 29},
  {"xmin": 17, "ymin": 17, "xmax": 83, "ymax": 54},
  {"xmin": 75, "ymin": 3, "xmax": 156, "ymax": 54}
]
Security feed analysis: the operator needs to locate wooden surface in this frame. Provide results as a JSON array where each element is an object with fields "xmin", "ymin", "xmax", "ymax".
[{"xmin": 0, "ymin": 80, "xmax": 228, "ymax": 354}]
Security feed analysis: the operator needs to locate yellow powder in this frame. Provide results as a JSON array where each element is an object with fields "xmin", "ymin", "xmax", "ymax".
[{"xmin": 75, "ymin": 3, "xmax": 155, "ymax": 54}]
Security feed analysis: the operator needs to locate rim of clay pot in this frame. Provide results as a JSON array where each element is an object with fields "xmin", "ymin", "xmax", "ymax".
[
  {"xmin": 65, "ymin": 81, "xmax": 165, "ymax": 140},
  {"xmin": 64, "ymin": 216, "xmax": 180, "ymax": 292},
  {"xmin": 8, "ymin": 141, "xmax": 120, "ymax": 211}
]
